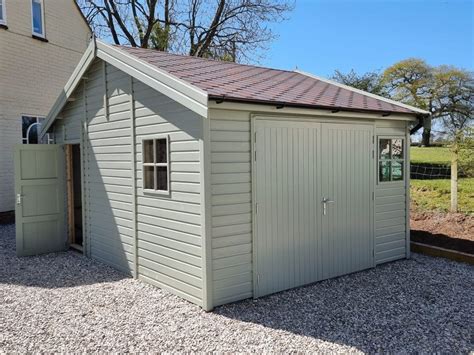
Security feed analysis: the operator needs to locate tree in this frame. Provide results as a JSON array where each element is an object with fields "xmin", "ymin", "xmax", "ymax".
[
  {"xmin": 77, "ymin": 0, "xmax": 294, "ymax": 62},
  {"xmin": 331, "ymin": 69, "xmax": 387, "ymax": 97},
  {"xmin": 382, "ymin": 59, "xmax": 436, "ymax": 146},
  {"xmin": 434, "ymin": 68, "xmax": 474, "ymax": 212}
]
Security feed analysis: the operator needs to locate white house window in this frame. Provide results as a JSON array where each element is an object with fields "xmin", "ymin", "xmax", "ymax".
[
  {"xmin": 31, "ymin": 0, "xmax": 45, "ymax": 37},
  {"xmin": 142, "ymin": 137, "xmax": 169, "ymax": 193},
  {"xmin": 0, "ymin": 0, "xmax": 6, "ymax": 26},
  {"xmin": 22, "ymin": 116, "xmax": 45, "ymax": 144},
  {"xmin": 378, "ymin": 138, "xmax": 404, "ymax": 182}
]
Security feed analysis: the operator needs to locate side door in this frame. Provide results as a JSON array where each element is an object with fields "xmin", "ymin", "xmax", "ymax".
[
  {"xmin": 14, "ymin": 144, "xmax": 67, "ymax": 256},
  {"xmin": 320, "ymin": 123, "xmax": 375, "ymax": 279}
]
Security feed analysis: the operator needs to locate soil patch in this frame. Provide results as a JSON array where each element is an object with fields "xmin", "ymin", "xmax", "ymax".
[
  {"xmin": 0, "ymin": 211, "xmax": 15, "ymax": 225},
  {"xmin": 411, "ymin": 212, "xmax": 474, "ymax": 255}
]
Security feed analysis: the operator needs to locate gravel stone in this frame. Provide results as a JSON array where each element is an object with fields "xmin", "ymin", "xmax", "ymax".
[{"xmin": 0, "ymin": 223, "xmax": 472, "ymax": 352}]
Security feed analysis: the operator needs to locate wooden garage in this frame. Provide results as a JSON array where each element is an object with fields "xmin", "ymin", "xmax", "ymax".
[{"xmin": 14, "ymin": 39, "xmax": 429, "ymax": 310}]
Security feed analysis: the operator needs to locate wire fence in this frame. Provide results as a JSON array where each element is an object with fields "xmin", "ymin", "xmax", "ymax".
[{"xmin": 410, "ymin": 163, "xmax": 469, "ymax": 180}]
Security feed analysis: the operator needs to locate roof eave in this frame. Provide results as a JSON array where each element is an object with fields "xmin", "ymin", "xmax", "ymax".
[
  {"xmin": 208, "ymin": 95, "xmax": 420, "ymax": 120},
  {"xmin": 295, "ymin": 70, "xmax": 431, "ymax": 116}
]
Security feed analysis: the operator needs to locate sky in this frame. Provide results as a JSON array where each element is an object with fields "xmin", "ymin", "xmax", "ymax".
[{"xmin": 261, "ymin": 0, "xmax": 473, "ymax": 77}]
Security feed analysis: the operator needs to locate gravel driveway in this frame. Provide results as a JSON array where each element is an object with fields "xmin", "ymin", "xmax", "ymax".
[{"xmin": 1, "ymin": 223, "xmax": 473, "ymax": 353}]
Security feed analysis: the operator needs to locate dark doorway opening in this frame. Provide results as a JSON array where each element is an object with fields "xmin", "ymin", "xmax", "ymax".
[{"xmin": 67, "ymin": 144, "xmax": 83, "ymax": 251}]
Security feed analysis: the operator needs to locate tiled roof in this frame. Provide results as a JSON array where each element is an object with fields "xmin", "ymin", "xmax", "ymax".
[{"xmin": 116, "ymin": 46, "xmax": 420, "ymax": 115}]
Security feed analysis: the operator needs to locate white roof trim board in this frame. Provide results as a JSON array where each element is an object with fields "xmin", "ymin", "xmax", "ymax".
[
  {"xmin": 295, "ymin": 70, "xmax": 430, "ymax": 116},
  {"xmin": 40, "ymin": 39, "xmax": 208, "ymax": 137}
]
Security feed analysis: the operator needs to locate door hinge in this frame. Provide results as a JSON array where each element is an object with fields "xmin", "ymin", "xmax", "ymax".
[
  {"xmin": 255, "ymin": 203, "xmax": 259, "ymax": 214},
  {"xmin": 257, "ymin": 274, "xmax": 260, "ymax": 284},
  {"xmin": 372, "ymin": 150, "xmax": 375, "ymax": 159},
  {"xmin": 372, "ymin": 191, "xmax": 375, "ymax": 201},
  {"xmin": 254, "ymin": 150, "xmax": 257, "ymax": 161}
]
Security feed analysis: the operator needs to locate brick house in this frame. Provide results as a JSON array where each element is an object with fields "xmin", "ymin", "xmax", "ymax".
[{"xmin": 0, "ymin": 0, "xmax": 91, "ymax": 212}]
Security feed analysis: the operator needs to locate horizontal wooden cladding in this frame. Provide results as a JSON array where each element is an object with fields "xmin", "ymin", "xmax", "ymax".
[
  {"xmin": 132, "ymin": 77, "xmax": 204, "ymax": 305},
  {"xmin": 209, "ymin": 111, "xmax": 254, "ymax": 305},
  {"xmin": 85, "ymin": 63, "xmax": 136, "ymax": 275},
  {"xmin": 374, "ymin": 135, "xmax": 407, "ymax": 265}
]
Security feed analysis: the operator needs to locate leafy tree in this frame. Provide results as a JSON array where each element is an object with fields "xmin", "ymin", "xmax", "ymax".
[
  {"xmin": 382, "ymin": 59, "xmax": 435, "ymax": 146},
  {"xmin": 331, "ymin": 69, "xmax": 387, "ymax": 96},
  {"xmin": 77, "ymin": 0, "xmax": 294, "ymax": 62},
  {"xmin": 434, "ymin": 68, "xmax": 474, "ymax": 212}
]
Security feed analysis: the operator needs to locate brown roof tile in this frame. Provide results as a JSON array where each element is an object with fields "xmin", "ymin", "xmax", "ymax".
[{"xmin": 116, "ymin": 46, "xmax": 419, "ymax": 115}]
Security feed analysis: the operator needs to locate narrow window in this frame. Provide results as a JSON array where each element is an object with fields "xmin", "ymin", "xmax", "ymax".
[
  {"xmin": 22, "ymin": 116, "xmax": 45, "ymax": 144},
  {"xmin": 142, "ymin": 137, "xmax": 169, "ymax": 193},
  {"xmin": 0, "ymin": 0, "xmax": 6, "ymax": 26},
  {"xmin": 378, "ymin": 138, "xmax": 405, "ymax": 182},
  {"xmin": 31, "ymin": 0, "xmax": 45, "ymax": 37}
]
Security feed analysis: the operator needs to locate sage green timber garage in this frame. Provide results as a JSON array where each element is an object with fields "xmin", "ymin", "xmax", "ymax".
[{"xmin": 16, "ymin": 39, "xmax": 429, "ymax": 310}]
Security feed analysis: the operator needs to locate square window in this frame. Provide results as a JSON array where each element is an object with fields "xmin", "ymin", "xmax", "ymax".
[
  {"xmin": 378, "ymin": 137, "xmax": 405, "ymax": 183},
  {"xmin": 142, "ymin": 137, "xmax": 169, "ymax": 193}
]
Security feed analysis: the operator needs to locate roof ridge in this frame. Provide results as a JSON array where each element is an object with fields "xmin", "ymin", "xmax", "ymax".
[{"xmin": 115, "ymin": 45, "xmax": 297, "ymax": 74}]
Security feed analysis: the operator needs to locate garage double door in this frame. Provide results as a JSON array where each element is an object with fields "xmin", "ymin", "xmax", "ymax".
[{"xmin": 254, "ymin": 119, "xmax": 374, "ymax": 297}]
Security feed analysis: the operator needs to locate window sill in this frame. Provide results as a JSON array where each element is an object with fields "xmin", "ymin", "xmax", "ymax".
[
  {"xmin": 32, "ymin": 34, "xmax": 48, "ymax": 42},
  {"xmin": 0, "ymin": 24, "xmax": 8, "ymax": 30},
  {"xmin": 142, "ymin": 189, "xmax": 170, "ymax": 197}
]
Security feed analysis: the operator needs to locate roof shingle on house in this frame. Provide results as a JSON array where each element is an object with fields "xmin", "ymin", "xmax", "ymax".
[{"xmin": 116, "ymin": 45, "xmax": 422, "ymax": 115}]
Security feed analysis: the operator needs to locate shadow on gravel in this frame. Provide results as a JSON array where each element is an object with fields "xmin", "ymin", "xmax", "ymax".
[
  {"xmin": 214, "ymin": 254, "xmax": 473, "ymax": 353},
  {"xmin": 0, "ymin": 224, "xmax": 128, "ymax": 288}
]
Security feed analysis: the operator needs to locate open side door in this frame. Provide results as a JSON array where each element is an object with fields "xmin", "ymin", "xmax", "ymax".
[{"xmin": 14, "ymin": 144, "xmax": 66, "ymax": 256}]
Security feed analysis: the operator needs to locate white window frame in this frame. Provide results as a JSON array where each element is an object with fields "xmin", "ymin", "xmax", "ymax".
[
  {"xmin": 142, "ymin": 135, "xmax": 170, "ymax": 195},
  {"xmin": 0, "ymin": 0, "xmax": 7, "ymax": 26},
  {"xmin": 377, "ymin": 136, "xmax": 406, "ymax": 184},
  {"xmin": 31, "ymin": 0, "xmax": 45, "ymax": 38}
]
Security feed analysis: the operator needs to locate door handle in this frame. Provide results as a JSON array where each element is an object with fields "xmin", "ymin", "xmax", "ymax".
[
  {"xmin": 16, "ymin": 194, "xmax": 24, "ymax": 205},
  {"xmin": 322, "ymin": 197, "xmax": 335, "ymax": 215}
]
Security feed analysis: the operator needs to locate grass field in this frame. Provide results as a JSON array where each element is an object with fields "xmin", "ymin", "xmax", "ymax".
[
  {"xmin": 411, "ymin": 178, "xmax": 474, "ymax": 214},
  {"xmin": 410, "ymin": 147, "xmax": 451, "ymax": 165}
]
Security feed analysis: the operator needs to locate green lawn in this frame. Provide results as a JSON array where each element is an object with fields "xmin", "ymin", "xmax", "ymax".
[
  {"xmin": 410, "ymin": 147, "xmax": 451, "ymax": 165},
  {"xmin": 411, "ymin": 178, "xmax": 474, "ymax": 214}
]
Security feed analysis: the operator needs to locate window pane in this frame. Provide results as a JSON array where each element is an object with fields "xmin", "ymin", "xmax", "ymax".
[
  {"xmin": 156, "ymin": 139, "xmax": 167, "ymax": 163},
  {"xmin": 32, "ymin": 0, "xmax": 43, "ymax": 34},
  {"xmin": 22, "ymin": 116, "xmax": 38, "ymax": 144},
  {"xmin": 144, "ymin": 166, "xmax": 154, "ymax": 189},
  {"xmin": 379, "ymin": 139, "xmax": 391, "ymax": 160},
  {"xmin": 143, "ymin": 140, "xmax": 154, "ymax": 163},
  {"xmin": 391, "ymin": 139, "xmax": 403, "ymax": 159},
  {"xmin": 392, "ymin": 160, "xmax": 404, "ymax": 181},
  {"xmin": 379, "ymin": 161, "xmax": 391, "ymax": 182},
  {"xmin": 156, "ymin": 167, "xmax": 168, "ymax": 191},
  {"xmin": 0, "ymin": 2, "xmax": 4, "ymax": 21}
]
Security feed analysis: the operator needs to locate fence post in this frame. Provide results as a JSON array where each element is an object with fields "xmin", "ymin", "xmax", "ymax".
[{"xmin": 450, "ymin": 143, "xmax": 458, "ymax": 213}]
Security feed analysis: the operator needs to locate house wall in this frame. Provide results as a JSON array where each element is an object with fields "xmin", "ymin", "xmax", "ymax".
[
  {"xmin": 51, "ymin": 59, "xmax": 205, "ymax": 307},
  {"xmin": 208, "ymin": 108, "xmax": 410, "ymax": 306},
  {"xmin": 0, "ymin": 0, "xmax": 90, "ymax": 212}
]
